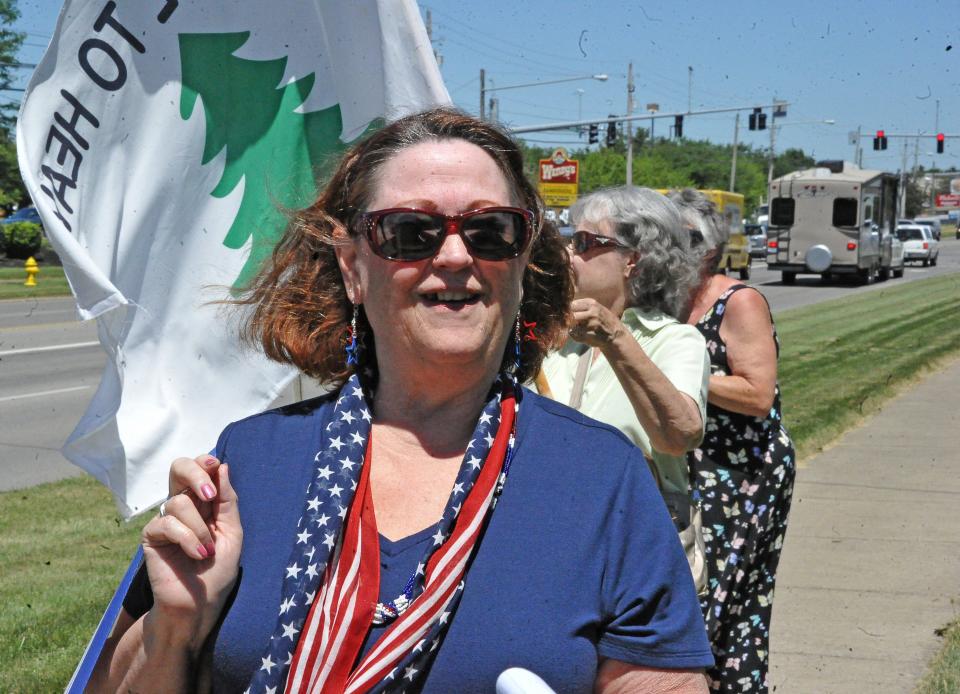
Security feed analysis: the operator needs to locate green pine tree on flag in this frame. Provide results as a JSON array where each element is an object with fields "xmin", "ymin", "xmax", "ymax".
[{"xmin": 179, "ymin": 32, "xmax": 379, "ymax": 290}]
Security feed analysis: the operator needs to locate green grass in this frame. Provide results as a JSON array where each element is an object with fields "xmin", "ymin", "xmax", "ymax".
[
  {"xmin": 1, "ymin": 273, "xmax": 960, "ymax": 690},
  {"xmin": 0, "ymin": 477, "xmax": 145, "ymax": 691},
  {"xmin": 0, "ymin": 266, "xmax": 71, "ymax": 299},
  {"xmin": 775, "ymin": 272, "xmax": 960, "ymax": 459},
  {"xmin": 917, "ymin": 617, "xmax": 960, "ymax": 694}
]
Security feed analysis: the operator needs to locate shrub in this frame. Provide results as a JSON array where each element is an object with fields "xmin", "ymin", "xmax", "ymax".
[{"xmin": 2, "ymin": 221, "xmax": 43, "ymax": 259}]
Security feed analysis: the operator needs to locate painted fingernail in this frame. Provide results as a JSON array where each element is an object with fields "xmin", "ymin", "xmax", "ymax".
[
  {"xmin": 204, "ymin": 456, "xmax": 218, "ymax": 467},
  {"xmin": 205, "ymin": 542, "xmax": 217, "ymax": 557},
  {"xmin": 197, "ymin": 543, "xmax": 209, "ymax": 558},
  {"xmin": 201, "ymin": 484, "xmax": 216, "ymax": 500}
]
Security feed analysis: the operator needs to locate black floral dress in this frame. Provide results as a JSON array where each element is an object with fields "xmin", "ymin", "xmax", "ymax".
[{"xmin": 688, "ymin": 285, "xmax": 796, "ymax": 693}]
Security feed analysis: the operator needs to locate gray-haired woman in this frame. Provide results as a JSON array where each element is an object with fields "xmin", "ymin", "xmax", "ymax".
[
  {"xmin": 671, "ymin": 187, "xmax": 796, "ymax": 693},
  {"xmin": 538, "ymin": 185, "xmax": 709, "ymax": 589}
]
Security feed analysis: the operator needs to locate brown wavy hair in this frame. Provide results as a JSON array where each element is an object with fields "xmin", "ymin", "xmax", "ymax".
[{"xmin": 235, "ymin": 107, "xmax": 572, "ymax": 389}]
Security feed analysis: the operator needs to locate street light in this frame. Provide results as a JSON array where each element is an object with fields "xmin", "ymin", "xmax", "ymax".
[{"xmin": 479, "ymin": 72, "xmax": 609, "ymax": 120}]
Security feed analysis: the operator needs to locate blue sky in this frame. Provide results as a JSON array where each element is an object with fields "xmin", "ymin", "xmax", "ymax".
[{"xmin": 9, "ymin": 0, "xmax": 959, "ymax": 172}]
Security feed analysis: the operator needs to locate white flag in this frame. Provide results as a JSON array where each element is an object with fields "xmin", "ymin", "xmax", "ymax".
[{"xmin": 16, "ymin": 0, "xmax": 449, "ymax": 518}]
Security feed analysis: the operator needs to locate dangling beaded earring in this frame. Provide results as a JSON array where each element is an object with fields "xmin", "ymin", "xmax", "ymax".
[
  {"xmin": 512, "ymin": 312, "xmax": 538, "ymax": 374},
  {"xmin": 345, "ymin": 304, "xmax": 360, "ymax": 367},
  {"xmin": 513, "ymin": 313, "xmax": 523, "ymax": 373}
]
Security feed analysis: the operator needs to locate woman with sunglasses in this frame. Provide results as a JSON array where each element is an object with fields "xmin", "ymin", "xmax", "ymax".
[
  {"xmin": 538, "ymin": 186, "xmax": 710, "ymax": 594},
  {"xmin": 669, "ymin": 188, "xmax": 795, "ymax": 694},
  {"xmin": 91, "ymin": 110, "xmax": 712, "ymax": 693}
]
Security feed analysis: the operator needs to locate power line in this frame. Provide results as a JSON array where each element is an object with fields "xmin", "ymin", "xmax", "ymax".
[
  {"xmin": 422, "ymin": 4, "xmax": 612, "ymax": 68},
  {"xmin": 440, "ymin": 34, "xmax": 586, "ymax": 76}
]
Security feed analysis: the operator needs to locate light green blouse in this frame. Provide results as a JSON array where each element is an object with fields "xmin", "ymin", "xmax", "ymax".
[{"xmin": 539, "ymin": 307, "xmax": 709, "ymax": 496}]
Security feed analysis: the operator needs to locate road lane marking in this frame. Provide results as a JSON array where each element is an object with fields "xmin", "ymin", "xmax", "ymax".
[
  {"xmin": 0, "ymin": 385, "xmax": 92, "ymax": 403},
  {"xmin": 0, "ymin": 341, "xmax": 100, "ymax": 357}
]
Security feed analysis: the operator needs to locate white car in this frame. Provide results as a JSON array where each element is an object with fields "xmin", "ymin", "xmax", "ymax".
[
  {"xmin": 896, "ymin": 225, "xmax": 939, "ymax": 267},
  {"xmin": 745, "ymin": 223, "xmax": 767, "ymax": 258},
  {"xmin": 913, "ymin": 217, "xmax": 942, "ymax": 241}
]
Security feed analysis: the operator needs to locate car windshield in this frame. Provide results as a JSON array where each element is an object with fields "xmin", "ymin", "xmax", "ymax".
[
  {"xmin": 8, "ymin": 208, "xmax": 36, "ymax": 220},
  {"xmin": 897, "ymin": 228, "xmax": 924, "ymax": 241}
]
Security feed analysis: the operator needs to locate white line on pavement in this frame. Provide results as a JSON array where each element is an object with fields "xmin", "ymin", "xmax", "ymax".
[
  {"xmin": 0, "ymin": 341, "xmax": 99, "ymax": 357},
  {"xmin": 0, "ymin": 385, "xmax": 91, "ymax": 403}
]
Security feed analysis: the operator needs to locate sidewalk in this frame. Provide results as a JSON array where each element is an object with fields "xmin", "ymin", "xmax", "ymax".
[{"xmin": 770, "ymin": 356, "xmax": 960, "ymax": 693}]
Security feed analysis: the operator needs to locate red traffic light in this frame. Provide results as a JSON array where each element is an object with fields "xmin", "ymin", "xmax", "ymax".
[
  {"xmin": 937, "ymin": 132, "xmax": 945, "ymax": 154},
  {"xmin": 937, "ymin": 133, "xmax": 945, "ymax": 142},
  {"xmin": 876, "ymin": 130, "xmax": 885, "ymax": 138}
]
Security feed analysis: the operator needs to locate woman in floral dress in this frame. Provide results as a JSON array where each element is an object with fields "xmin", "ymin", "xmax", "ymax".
[{"xmin": 670, "ymin": 189, "xmax": 796, "ymax": 693}]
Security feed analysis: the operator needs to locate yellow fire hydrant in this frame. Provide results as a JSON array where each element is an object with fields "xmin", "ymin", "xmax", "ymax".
[{"xmin": 24, "ymin": 256, "xmax": 39, "ymax": 287}]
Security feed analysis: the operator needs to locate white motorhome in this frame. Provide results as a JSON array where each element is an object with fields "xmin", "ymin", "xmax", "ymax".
[{"xmin": 767, "ymin": 161, "xmax": 901, "ymax": 284}]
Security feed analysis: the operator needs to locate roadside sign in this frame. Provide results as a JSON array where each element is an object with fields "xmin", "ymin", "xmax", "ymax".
[
  {"xmin": 538, "ymin": 148, "xmax": 579, "ymax": 207},
  {"xmin": 936, "ymin": 193, "xmax": 960, "ymax": 208}
]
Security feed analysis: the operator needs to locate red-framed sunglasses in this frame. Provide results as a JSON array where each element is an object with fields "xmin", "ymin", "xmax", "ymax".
[
  {"xmin": 353, "ymin": 206, "xmax": 536, "ymax": 261},
  {"xmin": 568, "ymin": 230, "xmax": 631, "ymax": 255}
]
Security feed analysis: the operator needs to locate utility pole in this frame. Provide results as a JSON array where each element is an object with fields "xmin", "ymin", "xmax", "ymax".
[
  {"xmin": 912, "ymin": 131, "xmax": 920, "ymax": 180},
  {"xmin": 687, "ymin": 66, "xmax": 693, "ymax": 114},
  {"xmin": 730, "ymin": 112, "xmax": 740, "ymax": 192},
  {"xmin": 853, "ymin": 125, "xmax": 862, "ymax": 166},
  {"xmin": 626, "ymin": 62, "xmax": 635, "ymax": 186},
  {"xmin": 933, "ymin": 99, "xmax": 941, "ymax": 170},
  {"xmin": 479, "ymin": 68, "xmax": 485, "ymax": 120},
  {"xmin": 899, "ymin": 138, "xmax": 909, "ymax": 215},
  {"xmin": 767, "ymin": 120, "xmax": 777, "ymax": 186}
]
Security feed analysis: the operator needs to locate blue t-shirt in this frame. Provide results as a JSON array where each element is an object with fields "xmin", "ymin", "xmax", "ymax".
[{"xmin": 129, "ymin": 388, "xmax": 712, "ymax": 692}]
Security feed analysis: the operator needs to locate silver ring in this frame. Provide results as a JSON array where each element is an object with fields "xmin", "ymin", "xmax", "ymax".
[{"xmin": 159, "ymin": 501, "xmax": 168, "ymax": 517}]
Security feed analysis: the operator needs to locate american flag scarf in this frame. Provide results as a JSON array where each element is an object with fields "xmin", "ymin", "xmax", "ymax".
[{"xmin": 248, "ymin": 373, "xmax": 517, "ymax": 693}]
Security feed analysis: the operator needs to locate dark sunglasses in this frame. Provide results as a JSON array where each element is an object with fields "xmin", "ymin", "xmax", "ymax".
[
  {"xmin": 353, "ymin": 206, "xmax": 536, "ymax": 261},
  {"xmin": 685, "ymin": 226, "xmax": 705, "ymax": 247},
  {"xmin": 568, "ymin": 230, "xmax": 631, "ymax": 255}
]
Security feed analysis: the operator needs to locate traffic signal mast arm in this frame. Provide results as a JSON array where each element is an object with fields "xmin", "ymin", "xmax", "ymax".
[
  {"xmin": 508, "ymin": 101, "xmax": 790, "ymax": 134},
  {"xmin": 868, "ymin": 130, "xmax": 955, "ymax": 152},
  {"xmin": 865, "ymin": 131, "xmax": 959, "ymax": 138}
]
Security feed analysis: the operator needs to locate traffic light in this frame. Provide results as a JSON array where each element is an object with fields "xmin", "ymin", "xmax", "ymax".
[
  {"xmin": 674, "ymin": 115, "xmax": 684, "ymax": 138},
  {"xmin": 749, "ymin": 107, "xmax": 762, "ymax": 131},
  {"xmin": 757, "ymin": 112, "xmax": 767, "ymax": 130},
  {"xmin": 937, "ymin": 132, "xmax": 945, "ymax": 154},
  {"xmin": 606, "ymin": 117, "xmax": 617, "ymax": 147},
  {"xmin": 873, "ymin": 130, "xmax": 888, "ymax": 150},
  {"xmin": 588, "ymin": 123, "xmax": 598, "ymax": 144}
]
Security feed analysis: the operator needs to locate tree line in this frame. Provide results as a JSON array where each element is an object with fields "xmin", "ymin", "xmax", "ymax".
[
  {"xmin": 522, "ymin": 129, "xmax": 960, "ymax": 219},
  {"xmin": 0, "ymin": 0, "xmax": 28, "ymax": 212},
  {"xmin": 521, "ymin": 129, "xmax": 815, "ymax": 216}
]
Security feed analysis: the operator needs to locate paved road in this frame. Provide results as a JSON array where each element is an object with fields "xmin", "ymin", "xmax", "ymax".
[
  {"xmin": 1, "ymin": 237, "xmax": 958, "ymax": 490},
  {"xmin": 745, "ymin": 235, "xmax": 960, "ymax": 313},
  {"xmin": 0, "ymin": 298, "xmax": 100, "ymax": 489}
]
